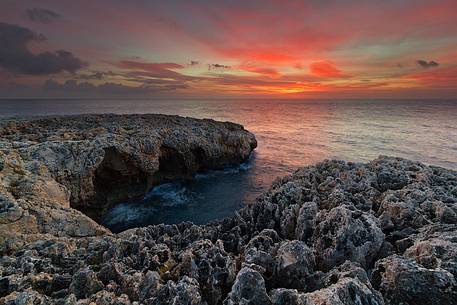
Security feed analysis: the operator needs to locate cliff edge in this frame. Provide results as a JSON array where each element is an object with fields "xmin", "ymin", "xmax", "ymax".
[{"xmin": 0, "ymin": 114, "xmax": 256, "ymax": 249}]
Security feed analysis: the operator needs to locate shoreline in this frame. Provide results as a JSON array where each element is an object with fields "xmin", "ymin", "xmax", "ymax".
[{"xmin": 0, "ymin": 115, "xmax": 456, "ymax": 304}]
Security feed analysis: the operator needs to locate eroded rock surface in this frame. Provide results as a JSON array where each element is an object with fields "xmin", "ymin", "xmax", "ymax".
[
  {"xmin": 1, "ymin": 117, "xmax": 456, "ymax": 305},
  {"xmin": 0, "ymin": 114, "xmax": 256, "ymax": 251}
]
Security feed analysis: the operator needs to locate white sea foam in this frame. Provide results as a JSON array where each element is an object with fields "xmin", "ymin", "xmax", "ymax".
[
  {"xmin": 195, "ymin": 158, "xmax": 253, "ymax": 179},
  {"xmin": 143, "ymin": 182, "xmax": 191, "ymax": 206},
  {"xmin": 103, "ymin": 203, "xmax": 157, "ymax": 226}
]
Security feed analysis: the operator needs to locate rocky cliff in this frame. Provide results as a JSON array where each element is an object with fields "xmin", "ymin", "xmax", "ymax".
[
  {"xmin": 0, "ymin": 114, "xmax": 256, "ymax": 250},
  {"xmin": 1, "ymin": 116, "xmax": 457, "ymax": 305}
]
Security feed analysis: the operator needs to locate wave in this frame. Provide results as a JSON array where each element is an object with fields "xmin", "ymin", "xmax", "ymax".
[
  {"xmin": 143, "ymin": 182, "xmax": 192, "ymax": 206},
  {"xmin": 104, "ymin": 154, "xmax": 257, "ymax": 229},
  {"xmin": 104, "ymin": 182, "xmax": 194, "ymax": 226},
  {"xmin": 195, "ymin": 156, "xmax": 254, "ymax": 179},
  {"xmin": 102, "ymin": 203, "xmax": 158, "ymax": 227}
]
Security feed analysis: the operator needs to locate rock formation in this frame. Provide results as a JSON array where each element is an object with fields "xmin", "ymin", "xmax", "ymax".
[
  {"xmin": 0, "ymin": 114, "xmax": 256, "ymax": 251},
  {"xmin": 1, "ymin": 115, "xmax": 457, "ymax": 305}
]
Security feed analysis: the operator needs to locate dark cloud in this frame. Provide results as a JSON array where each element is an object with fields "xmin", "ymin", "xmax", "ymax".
[
  {"xmin": 123, "ymin": 69, "xmax": 199, "ymax": 82},
  {"xmin": 78, "ymin": 72, "xmax": 104, "ymax": 80},
  {"xmin": 208, "ymin": 63, "xmax": 231, "ymax": 70},
  {"xmin": 43, "ymin": 79, "xmax": 186, "ymax": 96},
  {"xmin": 0, "ymin": 23, "xmax": 86, "ymax": 75},
  {"xmin": 417, "ymin": 60, "xmax": 439, "ymax": 69},
  {"xmin": 77, "ymin": 71, "xmax": 115, "ymax": 80},
  {"xmin": 117, "ymin": 61, "xmax": 184, "ymax": 70},
  {"xmin": 26, "ymin": 8, "xmax": 61, "ymax": 24}
]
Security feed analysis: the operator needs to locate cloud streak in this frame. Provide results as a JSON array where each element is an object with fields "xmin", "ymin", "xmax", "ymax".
[
  {"xmin": 113, "ymin": 60, "xmax": 192, "ymax": 80},
  {"xmin": 417, "ymin": 60, "xmax": 439, "ymax": 69},
  {"xmin": 43, "ymin": 79, "xmax": 185, "ymax": 96},
  {"xmin": 26, "ymin": 8, "xmax": 61, "ymax": 24},
  {"xmin": 236, "ymin": 64, "xmax": 280, "ymax": 77}
]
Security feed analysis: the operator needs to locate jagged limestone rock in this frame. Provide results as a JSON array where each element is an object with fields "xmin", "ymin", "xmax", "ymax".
[{"xmin": 1, "ymin": 116, "xmax": 456, "ymax": 305}]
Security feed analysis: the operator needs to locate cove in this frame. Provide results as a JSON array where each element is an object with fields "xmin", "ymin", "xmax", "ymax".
[{"xmin": 102, "ymin": 156, "xmax": 261, "ymax": 232}]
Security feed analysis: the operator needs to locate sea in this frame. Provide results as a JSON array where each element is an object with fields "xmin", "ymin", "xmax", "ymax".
[{"xmin": 1, "ymin": 98, "xmax": 456, "ymax": 232}]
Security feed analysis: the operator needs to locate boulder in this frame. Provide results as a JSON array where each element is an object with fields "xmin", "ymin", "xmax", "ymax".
[
  {"xmin": 312, "ymin": 206, "xmax": 384, "ymax": 270},
  {"xmin": 373, "ymin": 255, "xmax": 457, "ymax": 305},
  {"xmin": 224, "ymin": 267, "xmax": 271, "ymax": 305}
]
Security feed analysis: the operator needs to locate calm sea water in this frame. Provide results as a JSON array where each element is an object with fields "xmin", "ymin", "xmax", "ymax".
[{"xmin": 1, "ymin": 99, "xmax": 456, "ymax": 232}]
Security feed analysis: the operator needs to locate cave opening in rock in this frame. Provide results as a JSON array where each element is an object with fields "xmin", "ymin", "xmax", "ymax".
[
  {"xmin": 79, "ymin": 147, "xmax": 151, "ymax": 221},
  {"xmin": 156, "ymin": 145, "xmax": 191, "ymax": 181},
  {"xmin": 75, "ymin": 145, "xmax": 198, "ymax": 224},
  {"xmin": 70, "ymin": 144, "xmax": 256, "ymax": 232}
]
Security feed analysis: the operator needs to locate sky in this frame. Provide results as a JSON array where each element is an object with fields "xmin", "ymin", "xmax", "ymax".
[{"xmin": 1, "ymin": 0, "xmax": 457, "ymax": 99}]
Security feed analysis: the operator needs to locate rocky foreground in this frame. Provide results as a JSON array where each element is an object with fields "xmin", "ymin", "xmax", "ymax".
[{"xmin": 1, "ymin": 116, "xmax": 457, "ymax": 305}]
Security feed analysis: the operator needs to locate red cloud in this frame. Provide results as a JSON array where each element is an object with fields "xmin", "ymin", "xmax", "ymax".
[
  {"xmin": 236, "ymin": 64, "xmax": 281, "ymax": 77},
  {"xmin": 113, "ymin": 60, "xmax": 189, "ymax": 80},
  {"xmin": 309, "ymin": 61, "xmax": 345, "ymax": 78},
  {"xmin": 402, "ymin": 66, "xmax": 457, "ymax": 88}
]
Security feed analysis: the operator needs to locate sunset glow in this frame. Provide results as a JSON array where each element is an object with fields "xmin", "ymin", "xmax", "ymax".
[{"xmin": 1, "ymin": 0, "xmax": 457, "ymax": 98}]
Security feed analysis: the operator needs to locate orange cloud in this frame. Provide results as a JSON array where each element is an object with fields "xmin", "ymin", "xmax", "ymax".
[
  {"xmin": 236, "ymin": 64, "xmax": 281, "ymax": 77},
  {"xmin": 309, "ymin": 61, "xmax": 345, "ymax": 78},
  {"xmin": 401, "ymin": 66, "xmax": 457, "ymax": 88}
]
